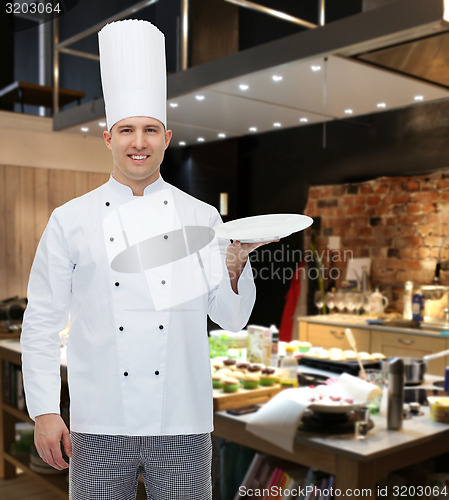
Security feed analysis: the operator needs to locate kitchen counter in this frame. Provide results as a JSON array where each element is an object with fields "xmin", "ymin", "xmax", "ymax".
[
  {"xmin": 298, "ymin": 316, "xmax": 449, "ymax": 376},
  {"xmin": 298, "ymin": 314, "xmax": 449, "ymax": 338},
  {"xmin": 214, "ymin": 404, "xmax": 449, "ymax": 498}
]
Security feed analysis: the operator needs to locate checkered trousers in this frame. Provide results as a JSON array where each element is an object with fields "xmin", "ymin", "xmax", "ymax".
[{"xmin": 69, "ymin": 432, "xmax": 212, "ymax": 500}]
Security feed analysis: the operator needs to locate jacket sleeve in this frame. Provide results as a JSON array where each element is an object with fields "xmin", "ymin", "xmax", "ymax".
[
  {"xmin": 21, "ymin": 210, "xmax": 73, "ymax": 421},
  {"xmin": 207, "ymin": 210, "xmax": 256, "ymax": 332}
]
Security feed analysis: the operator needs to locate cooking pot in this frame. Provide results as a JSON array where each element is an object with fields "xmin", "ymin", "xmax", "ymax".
[
  {"xmin": 381, "ymin": 357, "xmax": 425, "ymax": 385},
  {"xmin": 382, "ymin": 349, "xmax": 449, "ymax": 385}
]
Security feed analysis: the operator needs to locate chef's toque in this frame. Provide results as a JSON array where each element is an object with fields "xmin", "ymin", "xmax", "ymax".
[{"xmin": 98, "ymin": 19, "xmax": 167, "ymax": 131}]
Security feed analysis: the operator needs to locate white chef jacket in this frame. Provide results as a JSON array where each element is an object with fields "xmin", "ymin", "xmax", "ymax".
[{"xmin": 21, "ymin": 175, "xmax": 256, "ymax": 436}]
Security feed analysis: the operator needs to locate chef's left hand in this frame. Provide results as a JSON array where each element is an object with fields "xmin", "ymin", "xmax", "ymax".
[{"xmin": 226, "ymin": 239, "xmax": 279, "ymax": 293}]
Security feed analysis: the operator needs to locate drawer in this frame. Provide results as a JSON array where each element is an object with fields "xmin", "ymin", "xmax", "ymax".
[
  {"xmin": 302, "ymin": 323, "xmax": 371, "ymax": 352},
  {"xmin": 371, "ymin": 330, "xmax": 449, "ymax": 376}
]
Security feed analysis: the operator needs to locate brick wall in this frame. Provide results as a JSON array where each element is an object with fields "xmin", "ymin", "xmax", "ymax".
[{"xmin": 305, "ymin": 169, "xmax": 449, "ymax": 311}]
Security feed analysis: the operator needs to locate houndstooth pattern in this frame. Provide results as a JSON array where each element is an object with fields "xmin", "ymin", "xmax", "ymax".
[{"xmin": 69, "ymin": 432, "xmax": 212, "ymax": 500}]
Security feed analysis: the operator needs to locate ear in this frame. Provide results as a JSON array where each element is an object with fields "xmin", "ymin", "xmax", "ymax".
[
  {"xmin": 103, "ymin": 130, "xmax": 112, "ymax": 150},
  {"xmin": 164, "ymin": 129, "xmax": 172, "ymax": 150}
]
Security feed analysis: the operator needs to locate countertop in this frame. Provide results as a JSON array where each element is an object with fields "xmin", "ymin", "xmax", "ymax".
[
  {"xmin": 215, "ymin": 403, "xmax": 449, "ymax": 462},
  {"xmin": 3, "ymin": 338, "xmax": 447, "ymax": 465},
  {"xmin": 298, "ymin": 314, "xmax": 449, "ymax": 338}
]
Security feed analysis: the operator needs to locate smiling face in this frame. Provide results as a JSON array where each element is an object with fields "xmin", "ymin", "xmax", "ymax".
[{"xmin": 103, "ymin": 116, "xmax": 172, "ymax": 195}]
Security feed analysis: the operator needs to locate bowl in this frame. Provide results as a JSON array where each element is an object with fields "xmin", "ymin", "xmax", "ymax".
[{"xmin": 428, "ymin": 397, "xmax": 449, "ymax": 423}]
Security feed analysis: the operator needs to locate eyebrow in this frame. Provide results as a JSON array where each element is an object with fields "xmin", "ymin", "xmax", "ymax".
[{"xmin": 117, "ymin": 124, "xmax": 161, "ymax": 130}]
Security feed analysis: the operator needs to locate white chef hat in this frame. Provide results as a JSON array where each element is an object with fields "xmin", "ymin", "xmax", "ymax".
[{"xmin": 98, "ymin": 19, "xmax": 167, "ymax": 131}]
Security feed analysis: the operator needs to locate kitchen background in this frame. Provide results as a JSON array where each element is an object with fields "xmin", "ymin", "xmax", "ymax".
[{"xmin": 0, "ymin": 0, "xmax": 449, "ymax": 327}]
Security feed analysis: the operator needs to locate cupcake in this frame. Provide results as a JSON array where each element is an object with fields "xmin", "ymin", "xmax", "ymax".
[
  {"xmin": 298, "ymin": 341, "xmax": 312, "ymax": 353},
  {"xmin": 223, "ymin": 358, "xmax": 237, "ymax": 369},
  {"xmin": 221, "ymin": 376, "xmax": 240, "ymax": 393},
  {"xmin": 371, "ymin": 352, "xmax": 386, "ymax": 360},
  {"xmin": 359, "ymin": 351, "xmax": 373, "ymax": 360},
  {"xmin": 235, "ymin": 362, "xmax": 250, "ymax": 372},
  {"xmin": 216, "ymin": 368, "xmax": 234, "ymax": 378},
  {"xmin": 248, "ymin": 364, "xmax": 264, "ymax": 373},
  {"xmin": 211, "ymin": 359, "xmax": 224, "ymax": 371},
  {"xmin": 317, "ymin": 349, "xmax": 330, "ymax": 359},
  {"xmin": 212, "ymin": 373, "xmax": 223, "ymax": 389},
  {"xmin": 329, "ymin": 348, "xmax": 345, "ymax": 361},
  {"xmin": 232, "ymin": 371, "xmax": 245, "ymax": 384},
  {"xmin": 259, "ymin": 367, "xmax": 278, "ymax": 386},
  {"xmin": 242, "ymin": 373, "xmax": 260, "ymax": 390}
]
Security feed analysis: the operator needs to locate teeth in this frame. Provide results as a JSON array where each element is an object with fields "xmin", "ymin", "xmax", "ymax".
[{"xmin": 130, "ymin": 155, "xmax": 147, "ymax": 160}]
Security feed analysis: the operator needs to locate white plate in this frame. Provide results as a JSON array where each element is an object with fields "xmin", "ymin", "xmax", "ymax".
[{"xmin": 213, "ymin": 214, "xmax": 313, "ymax": 243}]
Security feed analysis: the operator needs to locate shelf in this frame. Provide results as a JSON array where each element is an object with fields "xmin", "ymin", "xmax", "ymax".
[
  {"xmin": 3, "ymin": 403, "xmax": 33, "ymax": 424},
  {"xmin": 4, "ymin": 451, "xmax": 68, "ymax": 499}
]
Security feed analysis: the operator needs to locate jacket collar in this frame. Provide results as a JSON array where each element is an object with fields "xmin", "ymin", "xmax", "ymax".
[{"xmin": 107, "ymin": 174, "xmax": 167, "ymax": 198}]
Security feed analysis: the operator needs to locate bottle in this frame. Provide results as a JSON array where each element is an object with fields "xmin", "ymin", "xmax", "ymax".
[
  {"xmin": 360, "ymin": 266, "xmax": 370, "ymax": 293},
  {"xmin": 387, "ymin": 357, "xmax": 404, "ymax": 430},
  {"xmin": 280, "ymin": 345, "xmax": 298, "ymax": 387},
  {"xmin": 270, "ymin": 325, "xmax": 279, "ymax": 367},
  {"xmin": 360, "ymin": 266, "xmax": 371, "ymax": 313},
  {"xmin": 412, "ymin": 291, "xmax": 423, "ymax": 322},
  {"xmin": 402, "ymin": 281, "xmax": 413, "ymax": 320}
]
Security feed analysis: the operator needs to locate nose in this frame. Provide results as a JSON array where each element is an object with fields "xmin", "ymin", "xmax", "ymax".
[{"xmin": 132, "ymin": 131, "xmax": 146, "ymax": 150}]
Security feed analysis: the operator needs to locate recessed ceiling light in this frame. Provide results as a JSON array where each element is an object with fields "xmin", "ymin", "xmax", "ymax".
[
  {"xmin": 414, "ymin": 95, "xmax": 424, "ymax": 101},
  {"xmin": 344, "ymin": 109, "xmax": 353, "ymax": 115},
  {"xmin": 195, "ymin": 94, "xmax": 205, "ymax": 101},
  {"xmin": 81, "ymin": 127, "xmax": 89, "ymax": 132},
  {"xmin": 249, "ymin": 126, "xmax": 258, "ymax": 132},
  {"xmin": 299, "ymin": 117, "xmax": 308, "ymax": 123},
  {"xmin": 169, "ymin": 102, "xmax": 179, "ymax": 108},
  {"xmin": 218, "ymin": 133, "xmax": 226, "ymax": 139},
  {"xmin": 197, "ymin": 137, "xmax": 205, "ymax": 142},
  {"xmin": 179, "ymin": 141, "xmax": 186, "ymax": 146},
  {"xmin": 272, "ymin": 75, "xmax": 283, "ymax": 82},
  {"xmin": 98, "ymin": 121, "xmax": 106, "ymax": 127},
  {"xmin": 239, "ymin": 84, "xmax": 249, "ymax": 91},
  {"xmin": 273, "ymin": 122, "xmax": 281, "ymax": 127},
  {"xmin": 311, "ymin": 65, "xmax": 321, "ymax": 72},
  {"xmin": 377, "ymin": 102, "xmax": 387, "ymax": 108}
]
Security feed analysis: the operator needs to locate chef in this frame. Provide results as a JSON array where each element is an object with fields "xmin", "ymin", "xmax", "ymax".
[{"xmin": 21, "ymin": 19, "xmax": 272, "ymax": 500}]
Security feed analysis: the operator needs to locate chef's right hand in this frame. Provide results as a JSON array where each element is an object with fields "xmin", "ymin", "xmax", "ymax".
[{"xmin": 34, "ymin": 413, "xmax": 72, "ymax": 470}]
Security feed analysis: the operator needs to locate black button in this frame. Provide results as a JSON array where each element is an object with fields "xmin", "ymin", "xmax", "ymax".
[
  {"xmin": 119, "ymin": 326, "xmax": 124, "ymax": 331},
  {"xmin": 164, "ymin": 235, "xmax": 168, "ymax": 240},
  {"xmin": 161, "ymin": 280, "xmax": 166, "ymax": 285},
  {"xmin": 155, "ymin": 370, "xmax": 160, "ymax": 375},
  {"xmin": 115, "ymin": 282, "xmax": 120, "ymax": 287},
  {"xmin": 105, "ymin": 202, "xmax": 110, "ymax": 206},
  {"xmin": 164, "ymin": 200, "xmax": 168, "ymax": 205},
  {"xmin": 110, "ymin": 237, "xmax": 114, "ymax": 242},
  {"xmin": 159, "ymin": 325, "xmax": 164, "ymax": 330},
  {"xmin": 124, "ymin": 371, "xmax": 128, "ymax": 376}
]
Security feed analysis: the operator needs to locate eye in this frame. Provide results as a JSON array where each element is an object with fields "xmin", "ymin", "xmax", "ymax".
[
  {"xmin": 121, "ymin": 128, "xmax": 132, "ymax": 133},
  {"xmin": 146, "ymin": 128, "xmax": 157, "ymax": 133}
]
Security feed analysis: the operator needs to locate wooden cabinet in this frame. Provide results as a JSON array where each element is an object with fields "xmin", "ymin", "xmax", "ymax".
[
  {"xmin": 298, "ymin": 317, "xmax": 449, "ymax": 377},
  {"xmin": 299, "ymin": 321, "xmax": 371, "ymax": 352},
  {"xmin": 0, "ymin": 344, "xmax": 68, "ymax": 497},
  {"xmin": 370, "ymin": 330, "xmax": 449, "ymax": 375}
]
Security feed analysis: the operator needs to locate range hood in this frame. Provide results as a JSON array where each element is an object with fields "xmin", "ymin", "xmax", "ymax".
[{"xmin": 54, "ymin": 0, "xmax": 449, "ymax": 147}]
